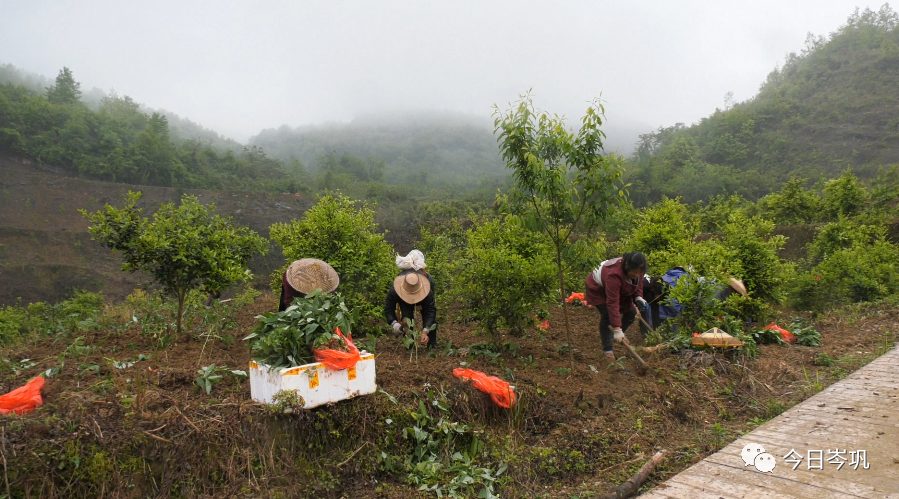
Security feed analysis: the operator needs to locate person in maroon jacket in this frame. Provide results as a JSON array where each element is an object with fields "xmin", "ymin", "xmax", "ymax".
[{"xmin": 584, "ymin": 251, "xmax": 648, "ymax": 359}]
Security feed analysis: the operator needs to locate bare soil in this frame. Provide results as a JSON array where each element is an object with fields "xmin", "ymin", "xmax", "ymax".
[{"xmin": 1, "ymin": 292, "xmax": 895, "ymax": 498}]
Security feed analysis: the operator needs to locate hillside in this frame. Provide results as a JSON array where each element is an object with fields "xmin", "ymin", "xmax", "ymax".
[
  {"xmin": 0, "ymin": 155, "xmax": 308, "ymax": 306},
  {"xmin": 627, "ymin": 6, "xmax": 899, "ymax": 205}
]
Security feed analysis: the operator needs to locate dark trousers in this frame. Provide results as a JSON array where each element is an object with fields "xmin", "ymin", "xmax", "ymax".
[{"xmin": 596, "ymin": 305, "xmax": 637, "ymax": 354}]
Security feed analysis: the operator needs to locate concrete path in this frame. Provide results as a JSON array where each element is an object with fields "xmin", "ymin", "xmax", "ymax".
[{"xmin": 639, "ymin": 346, "xmax": 899, "ymax": 498}]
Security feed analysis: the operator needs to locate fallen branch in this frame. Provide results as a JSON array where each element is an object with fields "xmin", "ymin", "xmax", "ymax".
[
  {"xmin": 600, "ymin": 449, "xmax": 667, "ymax": 499},
  {"xmin": 142, "ymin": 431, "xmax": 172, "ymax": 443},
  {"xmin": 176, "ymin": 407, "xmax": 201, "ymax": 433},
  {"xmin": 336, "ymin": 442, "xmax": 369, "ymax": 468}
]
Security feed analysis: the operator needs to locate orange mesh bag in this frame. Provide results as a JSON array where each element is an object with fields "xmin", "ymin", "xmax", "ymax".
[
  {"xmin": 453, "ymin": 368, "xmax": 516, "ymax": 408},
  {"xmin": 764, "ymin": 323, "xmax": 797, "ymax": 344},
  {"xmin": 313, "ymin": 327, "xmax": 361, "ymax": 370},
  {"xmin": 0, "ymin": 376, "xmax": 45, "ymax": 415}
]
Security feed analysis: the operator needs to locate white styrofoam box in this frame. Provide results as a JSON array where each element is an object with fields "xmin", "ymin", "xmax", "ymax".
[{"xmin": 249, "ymin": 352, "xmax": 376, "ymax": 409}]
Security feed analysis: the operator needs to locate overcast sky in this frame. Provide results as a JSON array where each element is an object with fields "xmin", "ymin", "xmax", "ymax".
[{"xmin": 1, "ymin": 0, "xmax": 875, "ymax": 153}]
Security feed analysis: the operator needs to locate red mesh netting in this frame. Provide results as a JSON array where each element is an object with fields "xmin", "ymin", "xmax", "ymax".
[
  {"xmin": 313, "ymin": 327, "xmax": 361, "ymax": 370},
  {"xmin": 453, "ymin": 368, "xmax": 516, "ymax": 408},
  {"xmin": 0, "ymin": 376, "xmax": 45, "ymax": 415}
]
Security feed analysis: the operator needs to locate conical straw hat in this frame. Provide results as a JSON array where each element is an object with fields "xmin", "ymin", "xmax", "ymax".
[
  {"xmin": 393, "ymin": 272, "xmax": 430, "ymax": 304},
  {"xmin": 285, "ymin": 259, "xmax": 339, "ymax": 294},
  {"xmin": 728, "ymin": 278, "xmax": 748, "ymax": 297}
]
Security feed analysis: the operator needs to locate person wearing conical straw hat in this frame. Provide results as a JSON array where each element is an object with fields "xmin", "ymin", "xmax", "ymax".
[
  {"xmin": 384, "ymin": 250, "xmax": 437, "ymax": 348},
  {"xmin": 715, "ymin": 277, "xmax": 748, "ymax": 301},
  {"xmin": 278, "ymin": 258, "xmax": 340, "ymax": 311}
]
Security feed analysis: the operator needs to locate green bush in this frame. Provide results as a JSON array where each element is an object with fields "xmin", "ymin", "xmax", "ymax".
[
  {"xmin": 269, "ymin": 192, "xmax": 395, "ymax": 327},
  {"xmin": 628, "ymin": 197, "xmax": 695, "ymax": 255},
  {"xmin": 0, "ymin": 306, "xmax": 29, "ymax": 345},
  {"xmin": 562, "ymin": 232, "xmax": 610, "ymax": 296},
  {"xmin": 663, "ymin": 272, "xmax": 727, "ymax": 334},
  {"xmin": 788, "ymin": 317, "xmax": 821, "ymax": 347},
  {"xmin": 0, "ymin": 290, "xmax": 106, "ymax": 344},
  {"xmin": 806, "ymin": 217, "xmax": 887, "ymax": 264},
  {"xmin": 794, "ymin": 241, "xmax": 899, "ymax": 310},
  {"xmin": 452, "ymin": 216, "xmax": 556, "ymax": 342},
  {"xmin": 754, "ymin": 176, "xmax": 821, "ymax": 225},
  {"xmin": 694, "ymin": 194, "xmax": 753, "ymax": 233},
  {"xmin": 82, "ymin": 191, "xmax": 267, "ymax": 336},
  {"xmin": 790, "ymin": 218, "xmax": 899, "ymax": 310},
  {"xmin": 418, "ymin": 219, "xmax": 468, "ymax": 308},
  {"xmin": 822, "ymin": 168, "xmax": 869, "ymax": 220},
  {"xmin": 719, "ymin": 212, "xmax": 791, "ymax": 304}
]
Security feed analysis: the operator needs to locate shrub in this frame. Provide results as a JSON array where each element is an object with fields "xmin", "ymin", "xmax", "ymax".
[
  {"xmin": 452, "ymin": 216, "xmax": 556, "ymax": 342},
  {"xmin": 719, "ymin": 212, "xmax": 791, "ymax": 304},
  {"xmin": 628, "ymin": 197, "xmax": 695, "ymax": 255},
  {"xmin": 269, "ymin": 192, "xmax": 395, "ymax": 327},
  {"xmin": 791, "ymin": 219, "xmax": 899, "ymax": 310},
  {"xmin": 0, "ymin": 306, "xmax": 28, "ymax": 345},
  {"xmin": 822, "ymin": 168, "xmax": 869, "ymax": 220},
  {"xmin": 82, "ymin": 191, "xmax": 267, "ymax": 336},
  {"xmin": 754, "ymin": 176, "xmax": 821, "ymax": 225},
  {"xmin": 663, "ymin": 272, "xmax": 726, "ymax": 334},
  {"xmin": 795, "ymin": 241, "xmax": 899, "ymax": 310},
  {"xmin": 418, "ymin": 219, "xmax": 468, "ymax": 308},
  {"xmin": 806, "ymin": 217, "xmax": 887, "ymax": 264},
  {"xmin": 0, "ymin": 290, "xmax": 106, "ymax": 344},
  {"xmin": 694, "ymin": 194, "xmax": 753, "ymax": 233},
  {"xmin": 789, "ymin": 317, "xmax": 821, "ymax": 347}
]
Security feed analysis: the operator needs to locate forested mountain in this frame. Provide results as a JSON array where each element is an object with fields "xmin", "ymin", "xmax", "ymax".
[
  {"xmin": 0, "ymin": 63, "xmax": 244, "ymax": 154},
  {"xmin": 0, "ymin": 65, "xmax": 288, "ymax": 190},
  {"xmin": 0, "ymin": 62, "xmax": 507, "ymax": 202},
  {"xmin": 627, "ymin": 6, "xmax": 899, "ymax": 205},
  {"xmin": 14, "ymin": 2, "xmax": 899, "ymax": 213},
  {"xmin": 250, "ymin": 112, "xmax": 507, "ymax": 189}
]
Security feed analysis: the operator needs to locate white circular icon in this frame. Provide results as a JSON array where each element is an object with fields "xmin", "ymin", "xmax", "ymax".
[
  {"xmin": 754, "ymin": 452, "xmax": 776, "ymax": 473},
  {"xmin": 741, "ymin": 443, "xmax": 765, "ymax": 467}
]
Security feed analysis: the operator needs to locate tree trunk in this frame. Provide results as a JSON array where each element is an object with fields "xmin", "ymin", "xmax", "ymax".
[
  {"xmin": 556, "ymin": 249, "xmax": 574, "ymax": 367},
  {"xmin": 600, "ymin": 450, "xmax": 667, "ymax": 499},
  {"xmin": 176, "ymin": 290, "xmax": 185, "ymax": 337}
]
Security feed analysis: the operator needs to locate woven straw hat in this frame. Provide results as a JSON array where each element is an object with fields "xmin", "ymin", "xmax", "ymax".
[
  {"xmin": 394, "ymin": 272, "xmax": 430, "ymax": 304},
  {"xmin": 285, "ymin": 259, "xmax": 339, "ymax": 295},
  {"xmin": 728, "ymin": 278, "xmax": 748, "ymax": 298}
]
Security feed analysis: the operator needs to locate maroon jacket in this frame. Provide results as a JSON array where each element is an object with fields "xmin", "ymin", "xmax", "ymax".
[{"xmin": 584, "ymin": 257, "xmax": 644, "ymax": 329}]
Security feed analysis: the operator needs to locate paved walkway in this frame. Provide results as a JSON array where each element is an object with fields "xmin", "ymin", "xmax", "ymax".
[{"xmin": 639, "ymin": 346, "xmax": 899, "ymax": 498}]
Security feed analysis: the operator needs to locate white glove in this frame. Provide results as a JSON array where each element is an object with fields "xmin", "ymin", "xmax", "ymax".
[
  {"xmin": 392, "ymin": 321, "xmax": 403, "ymax": 335},
  {"xmin": 612, "ymin": 328, "xmax": 625, "ymax": 343},
  {"xmin": 635, "ymin": 297, "xmax": 648, "ymax": 308}
]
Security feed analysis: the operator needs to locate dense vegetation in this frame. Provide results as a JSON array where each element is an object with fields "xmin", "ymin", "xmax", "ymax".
[{"xmin": 627, "ymin": 5, "xmax": 899, "ymax": 205}]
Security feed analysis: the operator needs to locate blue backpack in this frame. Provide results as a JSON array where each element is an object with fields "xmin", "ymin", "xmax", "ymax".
[{"xmin": 659, "ymin": 267, "xmax": 688, "ymax": 320}]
